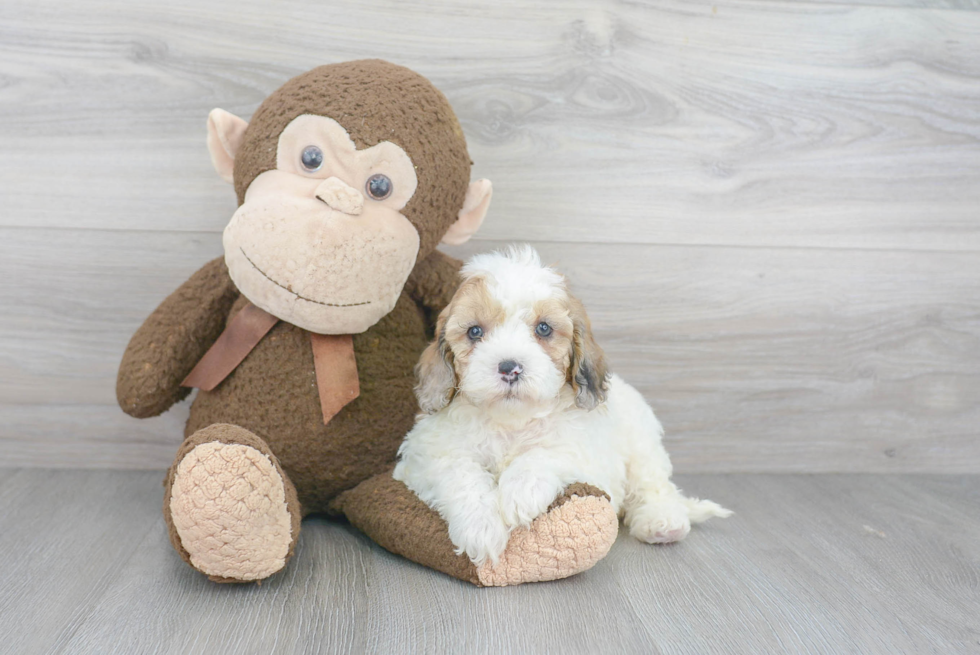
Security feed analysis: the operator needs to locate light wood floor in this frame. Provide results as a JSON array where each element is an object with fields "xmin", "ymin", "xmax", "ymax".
[{"xmin": 1, "ymin": 470, "xmax": 976, "ymax": 654}]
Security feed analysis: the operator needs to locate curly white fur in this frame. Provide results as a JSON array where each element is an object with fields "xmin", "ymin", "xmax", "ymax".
[{"xmin": 394, "ymin": 245, "xmax": 730, "ymax": 566}]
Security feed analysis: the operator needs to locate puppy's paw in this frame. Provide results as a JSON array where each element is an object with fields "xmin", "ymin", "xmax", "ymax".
[
  {"xmin": 448, "ymin": 511, "xmax": 511, "ymax": 567},
  {"xmin": 628, "ymin": 499, "xmax": 692, "ymax": 544},
  {"xmin": 497, "ymin": 471, "xmax": 565, "ymax": 529}
]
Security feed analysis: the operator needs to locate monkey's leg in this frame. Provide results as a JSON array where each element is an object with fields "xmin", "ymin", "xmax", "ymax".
[
  {"xmin": 164, "ymin": 424, "xmax": 302, "ymax": 583},
  {"xmin": 332, "ymin": 471, "xmax": 618, "ymax": 587}
]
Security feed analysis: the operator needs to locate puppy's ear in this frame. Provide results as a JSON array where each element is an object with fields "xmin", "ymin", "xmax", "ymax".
[
  {"xmin": 568, "ymin": 294, "xmax": 610, "ymax": 410},
  {"xmin": 415, "ymin": 308, "xmax": 458, "ymax": 413}
]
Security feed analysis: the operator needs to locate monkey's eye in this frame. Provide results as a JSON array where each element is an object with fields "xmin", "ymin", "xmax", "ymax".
[
  {"xmin": 467, "ymin": 325, "xmax": 483, "ymax": 341},
  {"xmin": 300, "ymin": 146, "xmax": 324, "ymax": 172},
  {"xmin": 366, "ymin": 173, "xmax": 393, "ymax": 200},
  {"xmin": 535, "ymin": 322, "xmax": 553, "ymax": 338}
]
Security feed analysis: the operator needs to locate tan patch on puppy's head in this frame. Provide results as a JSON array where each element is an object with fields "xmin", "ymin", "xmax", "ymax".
[
  {"xmin": 416, "ymin": 276, "xmax": 505, "ymax": 413},
  {"xmin": 442, "ymin": 276, "xmax": 506, "ymax": 363},
  {"xmin": 530, "ymin": 296, "xmax": 575, "ymax": 373}
]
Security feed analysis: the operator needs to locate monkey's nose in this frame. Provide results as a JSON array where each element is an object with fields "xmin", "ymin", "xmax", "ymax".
[{"xmin": 314, "ymin": 177, "xmax": 364, "ymax": 215}]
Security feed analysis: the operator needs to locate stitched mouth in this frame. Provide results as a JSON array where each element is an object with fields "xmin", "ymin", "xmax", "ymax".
[{"xmin": 240, "ymin": 248, "xmax": 371, "ymax": 308}]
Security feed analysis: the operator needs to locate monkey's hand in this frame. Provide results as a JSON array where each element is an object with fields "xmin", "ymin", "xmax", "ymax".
[
  {"xmin": 404, "ymin": 249, "xmax": 463, "ymax": 319},
  {"xmin": 116, "ymin": 256, "xmax": 239, "ymax": 418}
]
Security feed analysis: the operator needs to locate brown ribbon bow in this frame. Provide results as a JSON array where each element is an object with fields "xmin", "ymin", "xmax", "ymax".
[{"xmin": 181, "ymin": 302, "xmax": 360, "ymax": 424}]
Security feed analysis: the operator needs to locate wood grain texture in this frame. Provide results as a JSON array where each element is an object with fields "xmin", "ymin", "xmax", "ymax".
[
  {"xmin": 0, "ymin": 1, "xmax": 978, "ymax": 250},
  {"xmin": 783, "ymin": 0, "xmax": 980, "ymax": 8},
  {"xmin": 0, "ymin": 470, "xmax": 164, "ymax": 654},
  {"xmin": 4, "ymin": 230, "xmax": 978, "ymax": 472},
  {"xmin": 1, "ymin": 0, "xmax": 979, "ymax": 472},
  {"xmin": 0, "ymin": 470, "xmax": 976, "ymax": 654}
]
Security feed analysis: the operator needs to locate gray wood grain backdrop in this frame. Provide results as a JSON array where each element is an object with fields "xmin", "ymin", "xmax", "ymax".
[{"xmin": 2, "ymin": 0, "xmax": 979, "ymax": 472}]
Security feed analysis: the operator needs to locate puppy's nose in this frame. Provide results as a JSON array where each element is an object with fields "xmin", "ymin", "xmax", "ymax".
[{"xmin": 498, "ymin": 359, "xmax": 523, "ymax": 384}]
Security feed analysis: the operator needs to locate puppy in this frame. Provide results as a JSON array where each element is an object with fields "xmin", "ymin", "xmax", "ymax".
[{"xmin": 393, "ymin": 245, "xmax": 730, "ymax": 566}]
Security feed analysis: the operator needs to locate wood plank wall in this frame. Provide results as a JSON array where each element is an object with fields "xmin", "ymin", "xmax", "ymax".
[{"xmin": 2, "ymin": 0, "xmax": 978, "ymax": 471}]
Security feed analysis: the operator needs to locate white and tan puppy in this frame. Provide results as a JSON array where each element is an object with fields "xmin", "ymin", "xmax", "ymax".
[{"xmin": 393, "ymin": 246, "xmax": 730, "ymax": 566}]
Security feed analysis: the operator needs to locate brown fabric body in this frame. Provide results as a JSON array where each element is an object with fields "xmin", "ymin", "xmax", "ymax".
[
  {"xmin": 126, "ymin": 251, "xmax": 456, "ymax": 514},
  {"xmin": 121, "ymin": 252, "xmax": 461, "ymax": 512},
  {"xmin": 181, "ymin": 302, "xmax": 279, "ymax": 391},
  {"xmin": 162, "ymin": 423, "xmax": 303, "ymax": 583},
  {"xmin": 333, "ymin": 469, "xmax": 483, "ymax": 585},
  {"xmin": 185, "ymin": 285, "xmax": 427, "ymax": 514},
  {"xmin": 548, "ymin": 482, "xmax": 610, "ymax": 510},
  {"xmin": 117, "ymin": 257, "xmax": 239, "ymax": 419},
  {"xmin": 180, "ymin": 310, "xmax": 363, "ymax": 425},
  {"xmin": 404, "ymin": 249, "xmax": 466, "ymax": 339}
]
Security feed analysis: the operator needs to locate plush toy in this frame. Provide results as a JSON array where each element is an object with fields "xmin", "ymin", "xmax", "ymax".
[{"xmin": 117, "ymin": 60, "xmax": 619, "ymax": 587}]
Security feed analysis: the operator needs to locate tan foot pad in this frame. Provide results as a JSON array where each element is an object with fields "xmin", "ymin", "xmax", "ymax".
[
  {"xmin": 170, "ymin": 442, "xmax": 293, "ymax": 581},
  {"xmin": 476, "ymin": 487, "xmax": 619, "ymax": 587}
]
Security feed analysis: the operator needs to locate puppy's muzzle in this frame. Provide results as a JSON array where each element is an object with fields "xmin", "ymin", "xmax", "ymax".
[{"xmin": 498, "ymin": 359, "xmax": 523, "ymax": 385}]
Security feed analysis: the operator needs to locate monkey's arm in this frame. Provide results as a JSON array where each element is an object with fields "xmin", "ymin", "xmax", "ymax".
[
  {"xmin": 116, "ymin": 257, "xmax": 239, "ymax": 418},
  {"xmin": 404, "ymin": 249, "xmax": 462, "ymax": 318}
]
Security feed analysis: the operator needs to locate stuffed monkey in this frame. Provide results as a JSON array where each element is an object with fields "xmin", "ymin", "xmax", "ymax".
[{"xmin": 117, "ymin": 60, "xmax": 618, "ymax": 587}]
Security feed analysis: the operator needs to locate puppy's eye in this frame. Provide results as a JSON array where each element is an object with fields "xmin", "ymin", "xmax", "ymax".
[
  {"xmin": 366, "ymin": 173, "xmax": 393, "ymax": 200},
  {"xmin": 535, "ymin": 322, "xmax": 553, "ymax": 337},
  {"xmin": 467, "ymin": 325, "xmax": 483, "ymax": 341},
  {"xmin": 301, "ymin": 146, "xmax": 324, "ymax": 172}
]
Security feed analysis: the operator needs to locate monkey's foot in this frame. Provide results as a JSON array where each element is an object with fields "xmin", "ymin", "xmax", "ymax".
[
  {"xmin": 475, "ymin": 483, "xmax": 619, "ymax": 587},
  {"xmin": 165, "ymin": 424, "xmax": 301, "ymax": 582}
]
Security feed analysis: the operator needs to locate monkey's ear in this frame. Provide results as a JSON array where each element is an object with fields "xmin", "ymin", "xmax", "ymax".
[
  {"xmin": 441, "ymin": 179, "xmax": 492, "ymax": 246},
  {"xmin": 206, "ymin": 108, "xmax": 249, "ymax": 184}
]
